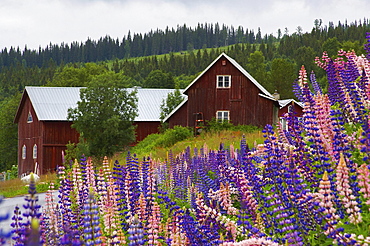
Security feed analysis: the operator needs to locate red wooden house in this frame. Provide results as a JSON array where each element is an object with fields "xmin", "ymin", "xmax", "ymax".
[
  {"xmin": 164, "ymin": 53, "xmax": 302, "ymax": 129},
  {"xmin": 14, "ymin": 87, "xmax": 179, "ymax": 176}
]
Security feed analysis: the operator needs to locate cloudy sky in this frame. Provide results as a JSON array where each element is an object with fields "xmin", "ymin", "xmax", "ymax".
[{"xmin": 0, "ymin": 0, "xmax": 368, "ymax": 50}]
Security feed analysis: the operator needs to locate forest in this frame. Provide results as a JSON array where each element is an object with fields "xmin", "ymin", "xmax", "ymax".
[{"xmin": 0, "ymin": 19, "xmax": 369, "ymax": 172}]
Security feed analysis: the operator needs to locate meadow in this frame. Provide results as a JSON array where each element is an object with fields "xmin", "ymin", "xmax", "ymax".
[{"xmin": 1, "ymin": 34, "xmax": 370, "ymax": 245}]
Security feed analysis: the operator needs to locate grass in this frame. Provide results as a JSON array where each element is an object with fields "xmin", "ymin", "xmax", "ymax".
[
  {"xmin": 0, "ymin": 172, "xmax": 58, "ymax": 198},
  {"xmin": 128, "ymin": 129, "xmax": 265, "ymax": 161}
]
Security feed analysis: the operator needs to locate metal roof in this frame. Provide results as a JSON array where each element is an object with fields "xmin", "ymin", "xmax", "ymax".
[
  {"xmin": 278, "ymin": 99, "xmax": 304, "ymax": 109},
  {"xmin": 25, "ymin": 86, "xmax": 180, "ymax": 122}
]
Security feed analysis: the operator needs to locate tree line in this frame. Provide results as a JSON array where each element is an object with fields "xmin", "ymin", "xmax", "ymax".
[
  {"xmin": 1, "ymin": 19, "xmax": 369, "ymax": 68},
  {"xmin": 0, "ymin": 19, "xmax": 370, "ymax": 172}
]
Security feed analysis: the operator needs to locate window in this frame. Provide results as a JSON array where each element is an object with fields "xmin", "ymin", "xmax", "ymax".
[
  {"xmin": 27, "ymin": 112, "xmax": 33, "ymax": 123},
  {"xmin": 217, "ymin": 75, "xmax": 231, "ymax": 88},
  {"xmin": 280, "ymin": 117, "xmax": 288, "ymax": 131},
  {"xmin": 22, "ymin": 145, "xmax": 26, "ymax": 159},
  {"xmin": 33, "ymin": 144, "xmax": 37, "ymax": 159},
  {"xmin": 216, "ymin": 111, "xmax": 229, "ymax": 122}
]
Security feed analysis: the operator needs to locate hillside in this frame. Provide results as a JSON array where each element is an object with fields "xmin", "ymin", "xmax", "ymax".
[{"xmin": 0, "ymin": 20, "xmax": 370, "ymax": 172}]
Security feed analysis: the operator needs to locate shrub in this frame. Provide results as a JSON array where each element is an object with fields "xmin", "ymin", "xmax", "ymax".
[
  {"xmin": 205, "ymin": 117, "xmax": 261, "ymax": 134},
  {"xmin": 156, "ymin": 126, "xmax": 193, "ymax": 147}
]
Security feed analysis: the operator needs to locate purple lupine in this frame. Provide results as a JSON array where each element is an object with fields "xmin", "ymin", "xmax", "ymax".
[
  {"xmin": 310, "ymin": 71, "xmax": 323, "ymax": 95},
  {"xmin": 57, "ymin": 166, "xmax": 82, "ymax": 245},
  {"xmin": 112, "ymin": 159, "xmax": 129, "ymax": 229},
  {"xmin": 126, "ymin": 152, "xmax": 142, "ymax": 216},
  {"xmin": 82, "ymin": 191, "xmax": 102, "ymax": 245},
  {"xmin": 127, "ymin": 215, "xmax": 145, "ymax": 246},
  {"xmin": 0, "ymin": 196, "xmax": 11, "ymax": 245}
]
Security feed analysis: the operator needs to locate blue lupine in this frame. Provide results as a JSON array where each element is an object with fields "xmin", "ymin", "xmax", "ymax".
[
  {"xmin": 82, "ymin": 191, "xmax": 102, "ymax": 245},
  {"xmin": 127, "ymin": 215, "xmax": 145, "ymax": 246},
  {"xmin": 0, "ymin": 196, "xmax": 11, "ymax": 245}
]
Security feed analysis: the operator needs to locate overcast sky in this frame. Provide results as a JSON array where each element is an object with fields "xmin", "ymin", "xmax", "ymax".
[{"xmin": 0, "ymin": 0, "xmax": 368, "ymax": 50}]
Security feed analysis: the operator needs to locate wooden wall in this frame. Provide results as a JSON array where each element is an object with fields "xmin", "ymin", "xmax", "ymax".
[
  {"xmin": 43, "ymin": 121, "xmax": 79, "ymax": 173},
  {"xmin": 135, "ymin": 121, "xmax": 161, "ymax": 142},
  {"xmin": 184, "ymin": 56, "xmax": 274, "ymax": 128},
  {"xmin": 17, "ymin": 95, "xmax": 42, "ymax": 176}
]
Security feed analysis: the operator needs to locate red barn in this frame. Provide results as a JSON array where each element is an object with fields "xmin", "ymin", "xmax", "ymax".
[
  {"xmin": 14, "ymin": 87, "xmax": 178, "ymax": 177},
  {"xmin": 164, "ymin": 53, "xmax": 302, "ymax": 129}
]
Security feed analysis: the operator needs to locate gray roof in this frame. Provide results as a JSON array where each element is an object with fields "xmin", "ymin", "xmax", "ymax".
[{"xmin": 24, "ymin": 86, "xmax": 179, "ymax": 122}]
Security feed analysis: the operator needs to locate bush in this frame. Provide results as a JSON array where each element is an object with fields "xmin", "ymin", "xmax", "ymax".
[
  {"xmin": 156, "ymin": 126, "xmax": 193, "ymax": 148},
  {"xmin": 132, "ymin": 126, "xmax": 193, "ymax": 155},
  {"xmin": 132, "ymin": 133, "xmax": 162, "ymax": 154},
  {"xmin": 205, "ymin": 118, "xmax": 261, "ymax": 133}
]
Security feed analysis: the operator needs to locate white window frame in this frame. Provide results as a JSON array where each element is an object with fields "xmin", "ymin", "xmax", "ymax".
[
  {"xmin": 217, "ymin": 75, "xmax": 231, "ymax": 88},
  {"xmin": 27, "ymin": 112, "xmax": 33, "ymax": 123},
  {"xmin": 22, "ymin": 145, "xmax": 26, "ymax": 159},
  {"xmin": 33, "ymin": 144, "xmax": 37, "ymax": 159},
  {"xmin": 216, "ymin": 111, "xmax": 230, "ymax": 122}
]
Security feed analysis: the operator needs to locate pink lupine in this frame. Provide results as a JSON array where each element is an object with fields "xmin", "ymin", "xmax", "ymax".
[
  {"xmin": 316, "ymin": 171, "xmax": 339, "ymax": 235},
  {"xmin": 208, "ymin": 182, "xmax": 238, "ymax": 216},
  {"xmin": 85, "ymin": 157, "xmax": 96, "ymax": 190},
  {"xmin": 166, "ymin": 213, "xmax": 187, "ymax": 246},
  {"xmin": 43, "ymin": 182, "xmax": 59, "ymax": 244},
  {"xmin": 336, "ymin": 153, "xmax": 362, "ymax": 224},
  {"xmin": 313, "ymin": 94, "xmax": 335, "ymax": 156},
  {"xmin": 102, "ymin": 156, "xmax": 112, "ymax": 181},
  {"xmin": 357, "ymin": 163, "xmax": 370, "ymax": 209},
  {"xmin": 220, "ymin": 237, "xmax": 282, "ymax": 246},
  {"xmin": 147, "ymin": 201, "xmax": 161, "ymax": 246},
  {"xmin": 195, "ymin": 193, "xmax": 239, "ymax": 241},
  {"xmin": 137, "ymin": 193, "xmax": 147, "ymax": 221}
]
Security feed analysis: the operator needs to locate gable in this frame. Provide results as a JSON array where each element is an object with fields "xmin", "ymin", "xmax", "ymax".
[{"xmin": 183, "ymin": 52, "xmax": 273, "ymax": 99}]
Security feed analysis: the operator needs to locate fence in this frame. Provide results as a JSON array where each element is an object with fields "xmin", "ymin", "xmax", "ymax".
[{"xmin": 0, "ymin": 172, "xmax": 10, "ymax": 181}]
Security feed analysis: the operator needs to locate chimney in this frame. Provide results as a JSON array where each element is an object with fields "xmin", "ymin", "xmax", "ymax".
[{"xmin": 272, "ymin": 90, "xmax": 280, "ymax": 100}]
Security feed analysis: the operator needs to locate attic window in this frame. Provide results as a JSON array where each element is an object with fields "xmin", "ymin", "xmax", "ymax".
[
  {"xmin": 217, "ymin": 75, "xmax": 231, "ymax": 88},
  {"xmin": 216, "ymin": 111, "xmax": 229, "ymax": 122},
  {"xmin": 27, "ymin": 112, "xmax": 33, "ymax": 123}
]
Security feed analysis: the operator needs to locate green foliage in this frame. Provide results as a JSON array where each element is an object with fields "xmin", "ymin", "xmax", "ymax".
[
  {"xmin": 6, "ymin": 165, "xmax": 18, "ymax": 179},
  {"xmin": 322, "ymin": 37, "xmax": 341, "ymax": 57},
  {"xmin": 64, "ymin": 140, "xmax": 90, "ymax": 166},
  {"xmin": 267, "ymin": 58, "xmax": 297, "ymax": 99},
  {"xmin": 156, "ymin": 126, "xmax": 193, "ymax": 148},
  {"xmin": 0, "ymin": 93, "xmax": 21, "ymax": 172},
  {"xmin": 144, "ymin": 69, "xmax": 175, "ymax": 88},
  {"xmin": 246, "ymin": 51, "xmax": 268, "ymax": 87},
  {"xmin": 174, "ymin": 73, "xmax": 198, "ymax": 89},
  {"xmin": 205, "ymin": 117, "xmax": 261, "ymax": 134},
  {"xmin": 48, "ymin": 63, "xmax": 108, "ymax": 87},
  {"xmin": 132, "ymin": 126, "xmax": 193, "ymax": 154},
  {"xmin": 67, "ymin": 73, "xmax": 138, "ymax": 158},
  {"xmin": 159, "ymin": 88, "xmax": 185, "ymax": 121}
]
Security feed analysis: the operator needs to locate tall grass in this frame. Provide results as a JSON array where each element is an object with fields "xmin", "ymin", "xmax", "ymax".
[{"xmin": 129, "ymin": 127, "xmax": 264, "ymax": 161}]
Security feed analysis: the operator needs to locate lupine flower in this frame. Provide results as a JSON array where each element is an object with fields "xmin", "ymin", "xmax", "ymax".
[
  {"xmin": 127, "ymin": 215, "xmax": 144, "ymax": 246},
  {"xmin": 82, "ymin": 190, "xmax": 102, "ymax": 245},
  {"xmin": 0, "ymin": 196, "xmax": 11, "ymax": 245},
  {"xmin": 336, "ymin": 153, "xmax": 362, "ymax": 224},
  {"xmin": 357, "ymin": 163, "xmax": 370, "ymax": 209}
]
